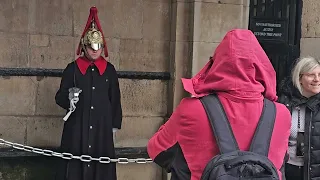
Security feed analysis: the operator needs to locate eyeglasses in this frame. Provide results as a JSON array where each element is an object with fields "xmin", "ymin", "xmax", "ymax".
[{"xmin": 301, "ymin": 73, "xmax": 320, "ymax": 80}]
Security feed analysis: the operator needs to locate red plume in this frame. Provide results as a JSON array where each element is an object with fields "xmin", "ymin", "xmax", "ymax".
[{"xmin": 76, "ymin": 6, "xmax": 108, "ymax": 57}]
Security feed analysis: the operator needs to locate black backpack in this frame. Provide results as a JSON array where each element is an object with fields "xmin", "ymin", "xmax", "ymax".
[{"xmin": 199, "ymin": 94, "xmax": 279, "ymax": 180}]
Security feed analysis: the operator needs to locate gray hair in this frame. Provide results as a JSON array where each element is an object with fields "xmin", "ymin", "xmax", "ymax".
[{"xmin": 291, "ymin": 56, "xmax": 320, "ymax": 94}]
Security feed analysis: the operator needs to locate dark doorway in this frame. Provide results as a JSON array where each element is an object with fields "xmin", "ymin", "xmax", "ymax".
[{"xmin": 249, "ymin": 0, "xmax": 303, "ymax": 91}]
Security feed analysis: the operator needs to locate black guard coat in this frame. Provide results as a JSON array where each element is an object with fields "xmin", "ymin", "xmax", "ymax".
[{"xmin": 55, "ymin": 60, "xmax": 122, "ymax": 180}]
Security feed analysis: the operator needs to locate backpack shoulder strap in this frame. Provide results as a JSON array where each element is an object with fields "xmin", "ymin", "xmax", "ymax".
[
  {"xmin": 249, "ymin": 98, "xmax": 276, "ymax": 156},
  {"xmin": 200, "ymin": 94, "xmax": 239, "ymax": 154}
]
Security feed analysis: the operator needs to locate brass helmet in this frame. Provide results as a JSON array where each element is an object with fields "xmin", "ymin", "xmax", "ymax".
[
  {"xmin": 81, "ymin": 21, "xmax": 104, "ymax": 51},
  {"xmin": 77, "ymin": 7, "xmax": 108, "ymax": 57}
]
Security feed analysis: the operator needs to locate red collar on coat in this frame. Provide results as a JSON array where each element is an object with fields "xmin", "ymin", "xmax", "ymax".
[{"xmin": 76, "ymin": 56, "xmax": 107, "ymax": 75}]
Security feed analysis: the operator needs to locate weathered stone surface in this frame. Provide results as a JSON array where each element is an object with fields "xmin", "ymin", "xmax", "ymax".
[
  {"xmin": 171, "ymin": 2, "xmax": 193, "ymax": 41},
  {"xmin": 105, "ymin": 38, "xmax": 121, "ymax": 69},
  {"xmin": 0, "ymin": 160, "xmax": 26, "ymax": 180},
  {"xmin": 169, "ymin": 41, "xmax": 193, "ymax": 109},
  {"xmin": 171, "ymin": 41, "xmax": 192, "ymax": 78},
  {"xmin": 108, "ymin": 52, "xmax": 121, "ymax": 70},
  {"xmin": 0, "ymin": 0, "xmax": 29, "ymax": 33},
  {"xmin": 198, "ymin": 2, "xmax": 245, "ymax": 42},
  {"xmin": 300, "ymin": 38, "xmax": 320, "ymax": 59},
  {"xmin": 117, "ymin": 163, "xmax": 162, "ymax": 180},
  {"xmin": 25, "ymin": 158, "xmax": 57, "ymax": 180},
  {"xmin": 26, "ymin": 117, "xmax": 63, "ymax": 147},
  {"xmin": 301, "ymin": 0, "xmax": 320, "ymax": 37},
  {"xmin": 30, "ymin": 35, "xmax": 75, "ymax": 69},
  {"xmin": 119, "ymin": 39, "xmax": 170, "ymax": 72},
  {"xmin": 74, "ymin": 0, "xmax": 144, "ymax": 39},
  {"xmin": 34, "ymin": 77, "xmax": 168, "ymax": 117},
  {"xmin": 72, "ymin": 0, "xmax": 115, "ymax": 37},
  {"xmin": 0, "ymin": 158, "xmax": 162, "ymax": 180},
  {"xmin": 0, "ymin": 158, "xmax": 57, "ymax": 180},
  {"xmin": 30, "ymin": 35, "xmax": 49, "ymax": 47},
  {"xmin": 173, "ymin": 0, "xmax": 246, "ymax": 3},
  {"xmin": 28, "ymin": 0, "xmax": 73, "ymax": 36},
  {"xmin": 106, "ymin": 38, "xmax": 121, "ymax": 55},
  {"xmin": 113, "ymin": 0, "xmax": 144, "ymax": 39},
  {"xmin": 0, "ymin": 77, "xmax": 36, "ymax": 116},
  {"xmin": 0, "ymin": 116, "xmax": 26, "ymax": 146},
  {"xmin": 243, "ymin": 0, "xmax": 249, "ymax": 7},
  {"xmin": 241, "ymin": 3, "xmax": 249, "ymax": 28},
  {"xmin": 0, "ymin": 32, "xmax": 28, "ymax": 68},
  {"xmin": 115, "ymin": 117, "xmax": 163, "ymax": 147},
  {"xmin": 145, "ymin": 0, "xmax": 170, "ymax": 3},
  {"xmin": 35, "ymin": 77, "xmax": 65, "ymax": 116},
  {"xmin": 198, "ymin": 0, "xmax": 245, "ymax": 4},
  {"xmin": 143, "ymin": 1, "xmax": 171, "ymax": 40},
  {"xmin": 192, "ymin": 42, "xmax": 219, "ymax": 75},
  {"xmin": 120, "ymin": 79, "xmax": 168, "ymax": 117}
]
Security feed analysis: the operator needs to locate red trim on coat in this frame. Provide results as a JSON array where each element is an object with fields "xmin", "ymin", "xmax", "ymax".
[{"xmin": 76, "ymin": 56, "xmax": 107, "ymax": 75}]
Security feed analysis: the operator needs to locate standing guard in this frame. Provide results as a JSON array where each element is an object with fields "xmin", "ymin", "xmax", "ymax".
[{"xmin": 55, "ymin": 6, "xmax": 122, "ymax": 180}]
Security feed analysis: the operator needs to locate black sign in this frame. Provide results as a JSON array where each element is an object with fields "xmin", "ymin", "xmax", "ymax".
[{"xmin": 250, "ymin": 18, "xmax": 288, "ymax": 42}]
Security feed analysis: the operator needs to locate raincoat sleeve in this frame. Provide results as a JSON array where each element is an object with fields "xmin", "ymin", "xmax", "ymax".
[
  {"xmin": 147, "ymin": 100, "xmax": 184, "ymax": 171},
  {"xmin": 55, "ymin": 63, "xmax": 74, "ymax": 110},
  {"xmin": 108, "ymin": 64, "xmax": 122, "ymax": 129}
]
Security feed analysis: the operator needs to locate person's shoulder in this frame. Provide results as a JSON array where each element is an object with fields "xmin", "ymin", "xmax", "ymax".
[
  {"xmin": 106, "ymin": 61, "xmax": 118, "ymax": 73},
  {"xmin": 273, "ymin": 101, "xmax": 291, "ymax": 125},
  {"xmin": 107, "ymin": 62, "xmax": 116, "ymax": 69},
  {"xmin": 61, "ymin": 61, "xmax": 76, "ymax": 73},
  {"xmin": 177, "ymin": 97, "xmax": 205, "ymax": 116},
  {"xmin": 274, "ymin": 102, "xmax": 290, "ymax": 113}
]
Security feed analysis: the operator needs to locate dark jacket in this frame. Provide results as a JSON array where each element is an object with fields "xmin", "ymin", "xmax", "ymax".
[
  {"xmin": 278, "ymin": 77, "xmax": 320, "ymax": 180},
  {"xmin": 55, "ymin": 57, "xmax": 122, "ymax": 180}
]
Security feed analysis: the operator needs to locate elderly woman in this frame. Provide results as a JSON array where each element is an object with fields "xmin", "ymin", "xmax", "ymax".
[{"xmin": 278, "ymin": 56, "xmax": 320, "ymax": 180}]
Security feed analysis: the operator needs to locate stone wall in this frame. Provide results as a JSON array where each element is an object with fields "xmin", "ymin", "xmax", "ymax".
[
  {"xmin": 300, "ymin": 0, "xmax": 320, "ymax": 59},
  {"xmin": 0, "ymin": 0, "xmax": 170, "ymax": 179},
  {"xmin": 169, "ymin": 0, "xmax": 249, "ymax": 110},
  {"xmin": 0, "ymin": 0, "xmax": 249, "ymax": 179},
  {"xmin": 191, "ymin": 0, "xmax": 249, "ymax": 75}
]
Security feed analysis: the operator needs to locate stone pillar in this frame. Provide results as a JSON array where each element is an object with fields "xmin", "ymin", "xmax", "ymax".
[
  {"xmin": 168, "ymin": 1, "xmax": 194, "ymax": 113},
  {"xmin": 168, "ymin": 0, "xmax": 250, "ymax": 110},
  {"xmin": 164, "ymin": 0, "xmax": 250, "ymax": 179},
  {"xmin": 191, "ymin": 0, "xmax": 250, "ymax": 75}
]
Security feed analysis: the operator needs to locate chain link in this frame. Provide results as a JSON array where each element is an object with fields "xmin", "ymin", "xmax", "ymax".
[{"xmin": 0, "ymin": 138, "xmax": 153, "ymax": 164}]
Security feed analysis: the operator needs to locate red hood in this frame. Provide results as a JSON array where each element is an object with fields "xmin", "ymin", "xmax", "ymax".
[{"xmin": 182, "ymin": 29, "xmax": 277, "ymax": 101}]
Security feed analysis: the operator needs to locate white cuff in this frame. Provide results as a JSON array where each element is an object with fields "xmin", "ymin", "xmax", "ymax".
[{"xmin": 112, "ymin": 128, "xmax": 119, "ymax": 133}]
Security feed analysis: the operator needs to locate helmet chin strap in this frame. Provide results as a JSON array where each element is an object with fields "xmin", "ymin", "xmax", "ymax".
[{"xmin": 81, "ymin": 42, "xmax": 95, "ymax": 61}]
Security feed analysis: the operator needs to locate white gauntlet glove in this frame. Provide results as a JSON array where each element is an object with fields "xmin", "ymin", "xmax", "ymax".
[{"xmin": 63, "ymin": 87, "xmax": 82, "ymax": 121}]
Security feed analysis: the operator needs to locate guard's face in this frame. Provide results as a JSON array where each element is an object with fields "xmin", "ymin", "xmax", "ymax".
[
  {"xmin": 300, "ymin": 66, "xmax": 320, "ymax": 97},
  {"xmin": 85, "ymin": 46, "xmax": 102, "ymax": 60}
]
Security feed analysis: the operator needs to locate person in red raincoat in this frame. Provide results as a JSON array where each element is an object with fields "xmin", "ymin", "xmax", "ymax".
[{"xmin": 147, "ymin": 29, "xmax": 291, "ymax": 180}]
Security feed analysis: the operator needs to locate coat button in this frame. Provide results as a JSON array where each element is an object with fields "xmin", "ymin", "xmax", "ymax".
[
  {"xmin": 311, "ymin": 146, "xmax": 314, "ymax": 149},
  {"xmin": 89, "ymin": 145, "xmax": 91, "ymax": 148},
  {"xmin": 92, "ymin": 87, "xmax": 95, "ymax": 90},
  {"xmin": 92, "ymin": 68, "xmax": 94, "ymax": 71},
  {"xmin": 90, "ymin": 126, "xmax": 93, "ymax": 129},
  {"xmin": 88, "ymin": 164, "xmax": 90, "ymax": 167},
  {"xmin": 286, "ymin": 104, "xmax": 289, "ymax": 107},
  {"xmin": 312, "ymin": 126, "xmax": 315, "ymax": 129},
  {"xmin": 91, "ymin": 106, "xmax": 94, "ymax": 109}
]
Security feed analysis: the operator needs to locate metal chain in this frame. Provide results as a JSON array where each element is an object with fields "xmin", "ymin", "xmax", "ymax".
[{"xmin": 0, "ymin": 138, "xmax": 153, "ymax": 164}]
